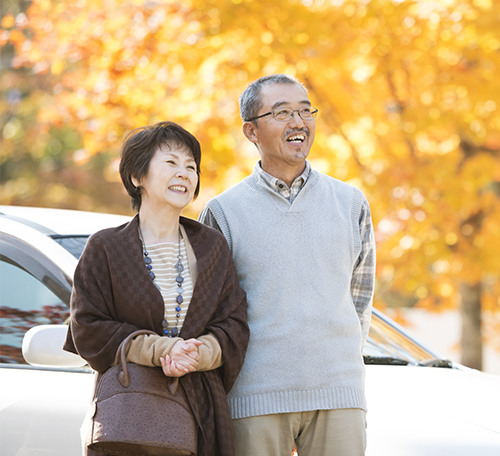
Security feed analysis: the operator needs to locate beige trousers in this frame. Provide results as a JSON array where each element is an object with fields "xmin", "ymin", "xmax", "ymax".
[{"xmin": 232, "ymin": 409, "xmax": 367, "ymax": 456}]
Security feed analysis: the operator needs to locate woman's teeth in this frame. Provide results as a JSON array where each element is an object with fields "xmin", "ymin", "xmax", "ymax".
[{"xmin": 169, "ymin": 186, "xmax": 186, "ymax": 192}]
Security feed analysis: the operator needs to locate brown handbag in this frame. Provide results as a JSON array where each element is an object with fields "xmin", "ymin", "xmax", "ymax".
[{"xmin": 85, "ymin": 329, "xmax": 197, "ymax": 456}]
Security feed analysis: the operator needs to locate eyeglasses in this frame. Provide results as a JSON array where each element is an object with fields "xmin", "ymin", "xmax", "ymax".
[{"xmin": 246, "ymin": 106, "xmax": 319, "ymax": 122}]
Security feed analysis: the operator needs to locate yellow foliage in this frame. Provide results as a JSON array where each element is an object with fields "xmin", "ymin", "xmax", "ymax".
[
  {"xmin": 2, "ymin": 0, "xmax": 500, "ymax": 344},
  {"xmin": 1, "ymin": 13, "xmax": 15, "ymax": 29}
]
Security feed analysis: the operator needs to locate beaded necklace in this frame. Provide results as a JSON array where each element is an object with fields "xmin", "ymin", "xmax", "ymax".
[{"xmin": 138, "ymin": 221, "xmax": 185, "ymax": 338}]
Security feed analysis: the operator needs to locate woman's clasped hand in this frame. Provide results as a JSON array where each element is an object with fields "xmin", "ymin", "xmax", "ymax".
[{"xmin": 160, "ymin": 338, "xmax": 203, "ymax": 377}]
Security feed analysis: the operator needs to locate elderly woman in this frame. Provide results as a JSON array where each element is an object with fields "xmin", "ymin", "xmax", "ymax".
[{"xmin": 64, "ymin": 121, "xmax": 249, "ymax": 456}]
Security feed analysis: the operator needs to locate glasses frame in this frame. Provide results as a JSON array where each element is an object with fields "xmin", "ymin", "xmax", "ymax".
[{"xmin": 246, "ymin": 106, "xmax": 319, "ymax": 122}]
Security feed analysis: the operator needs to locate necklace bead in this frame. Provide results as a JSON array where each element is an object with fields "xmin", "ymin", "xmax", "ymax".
[{"xmin": 138, "ymin": 221, "xmax": 185, "ymax": 338}]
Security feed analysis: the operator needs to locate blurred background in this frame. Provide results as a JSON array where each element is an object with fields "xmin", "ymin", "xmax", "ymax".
[{"xmin": 1, "ymin": 0, "xmax": 499, "ymax": 373}]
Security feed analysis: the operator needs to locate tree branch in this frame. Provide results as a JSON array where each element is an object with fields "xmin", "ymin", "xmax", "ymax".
[{"xmin": 385, "ymin": 70, "xmax": 417, "ymax": 159}]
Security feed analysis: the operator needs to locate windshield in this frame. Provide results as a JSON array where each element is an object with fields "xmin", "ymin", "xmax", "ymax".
[{"xmin": 364, "ymin": 312, "xmax": 435, "ymax": 365}]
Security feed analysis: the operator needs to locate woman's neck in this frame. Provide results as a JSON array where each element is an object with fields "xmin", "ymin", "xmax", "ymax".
[{"xmin": 138, "ymin": 205, "xmax": 181, "ymax": 244}]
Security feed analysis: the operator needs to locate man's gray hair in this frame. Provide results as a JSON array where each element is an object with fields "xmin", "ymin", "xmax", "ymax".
[{"xmin": 239, "ymin": 74, "xmax": 307, "ymax": 123}]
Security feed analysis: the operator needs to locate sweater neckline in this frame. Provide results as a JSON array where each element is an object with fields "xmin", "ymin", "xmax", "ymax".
[{"xmin": 247, "ymin": 165, "xmax": 320, "ymax": 213}]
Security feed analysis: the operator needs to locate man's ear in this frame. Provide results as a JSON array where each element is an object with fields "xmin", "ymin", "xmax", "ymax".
[{"xmin": 242, "ymin": 121, "xmax": 258, "ymax": 144}]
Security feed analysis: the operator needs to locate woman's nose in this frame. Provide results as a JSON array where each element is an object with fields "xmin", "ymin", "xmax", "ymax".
[{"xmin": 176, "ymin": 167, "xmax": 188, "ymax": 178}]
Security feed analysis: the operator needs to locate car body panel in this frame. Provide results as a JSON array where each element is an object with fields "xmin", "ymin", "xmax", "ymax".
[
  {"xmin": 1, "ymin": 216, "xmax": 78, "ymax": 280},
  {"xmin": 0, "ymin": 205, "xmax": 131, "ymax": 236},
  {"xmin": 0, "ymin": 367, "xmax": 93, "ymax": 456},
  {"xmin": 365, "ymin": 366, "xmax": 500, "ymax": 455}
]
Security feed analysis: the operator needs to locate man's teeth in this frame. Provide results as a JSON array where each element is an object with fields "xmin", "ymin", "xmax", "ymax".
[
  {"xmin": 169, "ymin": 186, "xmax": 186, "ymax": 192},
  {"xmin": 287, "ymin": 134, "xmax": 306, "ymax": 142}
]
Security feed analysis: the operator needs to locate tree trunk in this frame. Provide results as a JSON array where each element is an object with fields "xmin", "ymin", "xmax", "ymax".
[{"xmin": 459, "ymin": 281, "xmax": 483, "ymax": 370}]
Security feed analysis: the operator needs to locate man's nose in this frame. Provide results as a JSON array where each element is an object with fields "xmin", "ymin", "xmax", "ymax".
[{"xmin": 288, "ymin": 111, "xmax": 306, "ymax": 128}]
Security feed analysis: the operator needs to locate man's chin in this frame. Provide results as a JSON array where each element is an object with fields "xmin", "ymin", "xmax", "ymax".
[{"xmin": 289, "ymin": 148, "xmax": 309, "ymax": 161}]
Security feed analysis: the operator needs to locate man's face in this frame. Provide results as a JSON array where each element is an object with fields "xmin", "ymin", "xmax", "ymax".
[{"xmin": 244, "ymin": 83, "xmax": 316, "ymax": 175}]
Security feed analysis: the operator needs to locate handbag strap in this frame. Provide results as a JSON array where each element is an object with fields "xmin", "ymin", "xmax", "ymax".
[
  {"xmin": 115, "ymin": 329, "xmax": 180, "ymax": 395},
  {"xmin": 116, "ymin": 329, "xmax": 157, "ymax": 386}
]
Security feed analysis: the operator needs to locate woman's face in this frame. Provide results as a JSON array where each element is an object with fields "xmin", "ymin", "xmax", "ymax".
[{"xmin": 136, "ymin": 144, "xmax": 198, "ymax": 213}]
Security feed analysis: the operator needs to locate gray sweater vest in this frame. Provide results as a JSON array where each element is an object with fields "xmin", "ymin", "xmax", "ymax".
[{"xmin": 206, "ymin": 168, "xmax": 368, "ymax": 418}]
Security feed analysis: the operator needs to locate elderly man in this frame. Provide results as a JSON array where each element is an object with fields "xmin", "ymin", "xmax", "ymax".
[{"xmin": 199, "ymin": 74, "xmax": 375, "ymax": 456}]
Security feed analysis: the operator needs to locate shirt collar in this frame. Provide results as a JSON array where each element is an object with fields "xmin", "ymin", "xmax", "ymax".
[{"xmin": 256, "ymin": 160, "xmax": 311, "ymax": 193}]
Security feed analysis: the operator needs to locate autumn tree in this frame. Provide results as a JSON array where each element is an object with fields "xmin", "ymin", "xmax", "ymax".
[{"xmin": 1, "ymin": 0, "xmax": 499, "ymax": 369}]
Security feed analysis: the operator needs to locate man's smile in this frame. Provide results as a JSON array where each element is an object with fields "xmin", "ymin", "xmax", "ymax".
[
  {"xmin": 285, "ymin": 128, "xmax": 309, "ymax": 144},
  {"xmin": 285, "ymin": 129, "xmax": 308, "ymax": 144}
]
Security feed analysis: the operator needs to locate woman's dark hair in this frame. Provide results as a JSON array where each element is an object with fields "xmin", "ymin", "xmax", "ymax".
[{"xmin": 119, "ymin": 121, "xmax": 201, "ymax": 211}]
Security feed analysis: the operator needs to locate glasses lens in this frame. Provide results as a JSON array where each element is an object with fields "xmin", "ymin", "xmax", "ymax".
[
  {"xmin": 274, "ymin": 108, "xmax": 293, "ymax": 121},
  {"xmin": 299, "ymin": 107, "xmax": 313, "ymax": 119},
  {"xmin": 272, "ymin": 107, "xmax": 318, "ymax": 121}
]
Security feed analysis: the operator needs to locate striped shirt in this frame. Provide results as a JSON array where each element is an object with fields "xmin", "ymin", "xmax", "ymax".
[{"xmin": 145, "ymin": 239, "xmax": 193, "ymax": 335}]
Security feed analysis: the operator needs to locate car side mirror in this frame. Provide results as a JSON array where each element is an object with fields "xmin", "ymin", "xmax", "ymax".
[{"xmin": 22, "ymin": 325, "xmax": 87, "ymax": 368}]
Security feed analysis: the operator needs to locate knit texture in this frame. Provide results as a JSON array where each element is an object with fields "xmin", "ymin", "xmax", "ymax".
[{"xmin": 205, "ymin": 166, "xmax": 369, "ymax": 419}]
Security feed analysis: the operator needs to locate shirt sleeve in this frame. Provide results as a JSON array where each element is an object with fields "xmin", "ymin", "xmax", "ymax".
[
  {"xmin": 125, "ymin": 332, "xmax": 222, "ymax": 371},
  {"xmin": 350, "ymin": 198, "xmax": 376, "ymax": 349},
  {"xmin": 125, "ymin": 334, "xmax": 181, "ymax": 367},
  {"xmin": 196, "ymin": 333, "xmax": 223, "ymax": 371},
  {"xmin": 198, "ymin": 206, "xmax": 223, "ymax": 233}
]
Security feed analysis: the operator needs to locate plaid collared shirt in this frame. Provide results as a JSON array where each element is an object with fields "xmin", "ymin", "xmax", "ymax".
[
  {"xmin": 257, "ymin": 160, "xmax": 311, "ymax": 204},
  {"xmin": 199, "ymin": 161, "xmax": 375, "ymax": 340}
]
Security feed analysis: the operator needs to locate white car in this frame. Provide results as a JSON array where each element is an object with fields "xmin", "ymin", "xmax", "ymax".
[{"xmin": 1, "ymin": 206, "xmax": 499, "ymax": 455}]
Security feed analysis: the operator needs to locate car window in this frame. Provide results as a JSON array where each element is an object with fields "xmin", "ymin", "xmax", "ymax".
[
  {"xmin": 0, "ymin": 235, "xmax": 72, "ymax": 365},
  {"xmin": 51, "ymin": 235, "xmax": 89, "ymax": 259}
]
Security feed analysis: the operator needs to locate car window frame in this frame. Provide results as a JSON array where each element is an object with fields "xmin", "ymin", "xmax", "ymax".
[{"xmin": 0, "ymin": 233, "xmax": 77, "ymax": 369}]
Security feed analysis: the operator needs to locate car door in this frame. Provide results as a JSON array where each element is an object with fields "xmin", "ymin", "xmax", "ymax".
[{"xmin": 0, "ymin": 230, "xmax": 94, "ymax": 455}]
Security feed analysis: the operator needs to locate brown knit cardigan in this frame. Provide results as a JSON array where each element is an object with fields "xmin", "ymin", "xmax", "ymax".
[{"xmin": 64, "ymin": 215, "xmax": 249, "ymax": 456}]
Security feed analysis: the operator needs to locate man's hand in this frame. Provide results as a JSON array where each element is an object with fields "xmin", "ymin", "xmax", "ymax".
[{"xmin": 159, "ymin": 339, "xmax": 202, "ymax": 377}]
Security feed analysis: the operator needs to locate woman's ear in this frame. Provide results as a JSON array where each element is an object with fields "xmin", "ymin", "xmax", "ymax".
[
  {"xmin": 131, "ymin": 176, "xmax": 140, "ymax": 188},
  {"xmin": 242, "ymin": 122, "xmax": 258, "ymax": 144}
]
